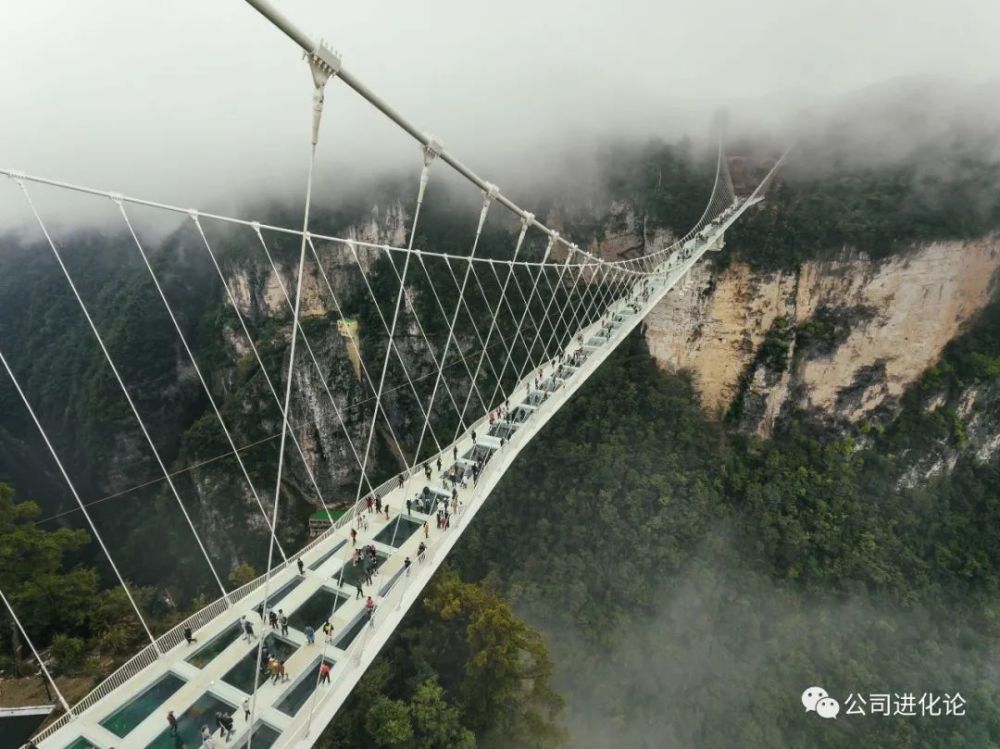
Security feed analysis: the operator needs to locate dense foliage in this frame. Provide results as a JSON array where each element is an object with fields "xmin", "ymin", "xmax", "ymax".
[
  {"xmin": 450, "ymin": 318, "xmax": 1000, "ymax": 748},
  {"xmin": 727, "ymin": 156, "xmax": 1000, "ymax": 272},
  {"xmin": 320, "ymin": 571, "xmax": 565, "ymax": 749}
]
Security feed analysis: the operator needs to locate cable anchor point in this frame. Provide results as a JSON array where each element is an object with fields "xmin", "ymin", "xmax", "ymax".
[{"xmin": 306, "ymin": 39, "xmax": 342, "ymax": 146}]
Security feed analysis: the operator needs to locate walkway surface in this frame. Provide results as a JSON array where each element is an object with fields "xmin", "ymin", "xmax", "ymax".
[{"xmin": 34, "ymin": 206, "xmax": 746, "ymax": 749}]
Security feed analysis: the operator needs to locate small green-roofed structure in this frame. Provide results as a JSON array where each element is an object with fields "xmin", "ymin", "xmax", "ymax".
[{"xmin": 309, "ymin": 508, "xmax": 346, "ymax": 538}]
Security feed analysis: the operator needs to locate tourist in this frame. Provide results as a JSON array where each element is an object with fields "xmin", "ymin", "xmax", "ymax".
[
  {"xmin": 350, "ymin": 527, "xmax": 357, "ymax": 546},
  {"xmin": 242, "ymin": 697, "xmax": 250, "ymax": 722},
  {"xmin": 366, "ymin": 495, "xmax": 374, "ymax": 513},
  {"xmin": 404, "ymin": 556, "xmax": 412, "ymax": 576},
  {"xmin": 167, "ymin": 710, "xmax": 179, "ymax": 735},
  {"xmin": 423, "ymin": 521, "xmax": 429, "ymax": 539},
  {"xmin": 365, "ymin": 596, "xmax": 376, "ymax": 620},
  {"xmin": 374, "ymin": 494, "xmax": 382, "ymax": 514},
  {"xmin": 183, "ymin": 626, "xmax": 197, "ymax": 645},
  {"xmin": 436, "ymin": 456, "xmax": 442, "ymax": 472},
  {"xmin": 418, "ymin": 541, "xmax": 427, "ymax": 561},
  {"xmin": 424, "ymin": 462, "xmax": 431, "ymax": 479},
  {"xmin": 453, "ymin": 446, "xmax": 458, "ymax": 460},
  {"xmin": 242, "ymin": 617, "xmax": 256, "ymax": 642},
  {"xmin": 406, "ymin": 498, "xmax": 412, "ymax": 515},
  {"xmin": 319, "ymin": 661, "xmax": 331, "ymax": 685},
  {"xmin": 269, "ymin": 657, "xmax": 281, "ymax": 683},
  {"xmin": 200, "ymin": 725, "xmax": 214, "ymax": 748},
  {"xmin": 322, "ymin": 620, "xmax": 334, "ymax": 644},
  {"xmin": 355, "ymin": 582, "xmax": 364, "ymax": 600},
  {"xmin": 304, "ymin": 625, "xmax": 315, "ymax": 645},
  {"xmin": 215, "ymin": 712, "xmax": 233, "ymax": 741},
  {"xmin": 297, "ymin": 558, "xmax": 304, "ymax": 575},
  {"xmin": 384, "ymin": 504, "xmax": 390, "ymax": 520},
  {"xmin": 268, "ymin": 609, "xmax": 278, "ymax": 629},
  {"xmin": 279, "ymin": 610, "xmax": 288, "ymax": 636}
]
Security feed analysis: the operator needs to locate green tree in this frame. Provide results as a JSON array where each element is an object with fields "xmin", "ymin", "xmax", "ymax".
[{"xmin": 228, "ymin": 563, "xmax": 257, "ymax": 588}]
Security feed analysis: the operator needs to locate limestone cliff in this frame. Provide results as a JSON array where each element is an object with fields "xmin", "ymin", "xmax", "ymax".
[{"xmin": 644, "ymin": 237, "xmax": 1000, "ymax": 436}]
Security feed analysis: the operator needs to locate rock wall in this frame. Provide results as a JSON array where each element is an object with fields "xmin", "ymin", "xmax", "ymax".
[{"xmin": 645, "ymin": 237, "xmax": 1000, "ymax": 433}]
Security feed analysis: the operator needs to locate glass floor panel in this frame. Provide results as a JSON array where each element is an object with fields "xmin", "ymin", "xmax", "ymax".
[
  {"xmin": 276, "ymin": 657, "xmax": 336, "ymax": 717},
  {"xmin": 185, "ymin": 623, "xmax": 241, "ymax": 668},
  {"xmin": 488, "ymin": 423, "xmax": 517, "ymax": 439},
  {"xmin": 99, "ymin": 672, "xmax": 186, "ymax": 737},
  {"xmin": 288, "ymin": 587, "xmax": 349, "ymax": 633},
  {"xmin": 379, "ymin": 566, "xmax": 406, "ymax": 596},
  {"xmin": 144, "ymin": 692, "xmax": 235, "ymax": 749},
  {"xmin": 244, "ymin": 722, "xmax": 282, "ymax": 749},
  {"xmin": 333, "ymin": 552, "xmax": 387, "ymax": 590},
  {"xmin": 373, "ymin": 516, "xmax": 421, "ymax": 548},
  {"xmin": 525, "ymin": 391, "xmax": 549, "ymax": 406},
  {"xmin": 222, "ymin": 634, "xmax": 299, "ymax": 694},
  {"xmin": 266, "ymin": 575, "xmax": 305, "ymax": 608},
  {"xmin": 63, "ymin": 739, "xmax": 103, "ymax": 749},
  {"xmin": 462, "ymin": 445, "xmax": 495, "ymax": 464},
  {"xmin": 510, "ymin": 407, "xmax": 532, "ymax": 423},
  {"xmin": 335, "ymin": 613, "xmax": 370, "ymax": 649},
  {"xmin": 309, "ymin": 540, "xmax": 346, "ymax": 570}
]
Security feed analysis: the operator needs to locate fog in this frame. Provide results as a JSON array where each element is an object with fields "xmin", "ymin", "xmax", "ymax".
[{"xmin": 2, "ymin": 0, "xmax": 1000, "ymax": 231}]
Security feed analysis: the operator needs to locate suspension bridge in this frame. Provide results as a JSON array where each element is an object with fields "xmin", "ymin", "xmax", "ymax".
[{"xmin": 2, "ymin": 2, "xmax": 786, "ymax": 748}]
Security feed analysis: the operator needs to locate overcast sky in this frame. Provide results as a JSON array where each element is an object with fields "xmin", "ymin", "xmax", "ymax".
[{"xmin": 2, "ymin": 0, "xmax": 999, "ymax": 229}]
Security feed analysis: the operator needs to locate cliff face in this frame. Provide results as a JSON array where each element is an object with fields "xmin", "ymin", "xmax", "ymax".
[{"xmin": 644, "ymin": 237, "xmax": 1000, "ymax": 435}]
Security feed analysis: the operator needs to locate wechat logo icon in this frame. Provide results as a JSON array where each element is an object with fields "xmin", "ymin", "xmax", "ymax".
[{"xmin": 802, "ymin": 686, "xmax": 840, "ymax": 719}]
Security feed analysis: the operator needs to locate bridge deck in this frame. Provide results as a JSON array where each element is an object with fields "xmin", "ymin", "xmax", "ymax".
[{"xmin": 35, "ymin": 212, "xmax": 740, "ymax": 749}]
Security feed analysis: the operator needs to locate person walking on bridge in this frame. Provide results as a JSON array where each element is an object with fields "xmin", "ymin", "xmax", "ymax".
[
  {"xmin": 279, "ymin": 609, "xmax": 288, "ymax": 636},
  {"xmin": 242, "ymin": 697, "xmax": 250, "ymax": 722},
  {"xmin": 319, "ymin": 661, "xmax": 331, "ymax": 685},
  {"xmin": 374, "ymin": 494, "xmax": 382, "ymax": 514},
  {"xmin": 406, "ymin": 498, "xmax": 412, "ymax": 515},
  {"xmin": 167, "ymin": 710, "xmax": 179, "ymax": 736},
  {"xmin": 215, "ymin": 712, "xmax": 233, "ymax": 741},
  {"xmin": 350, "ymin": 527, "xmax": 357, "ymax": 546},
  {"xmin": 297, "ymin": 558, "xmax": 304, "ymax": 575},
  {"xmin": 183, "ymin": 626, "xmax": 197, "ymax": 645}
]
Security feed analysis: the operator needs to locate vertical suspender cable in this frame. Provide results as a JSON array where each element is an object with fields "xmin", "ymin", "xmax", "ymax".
[{"xmin": 245, "ymin": 47, "xmax": 338, "ymax": 748}]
